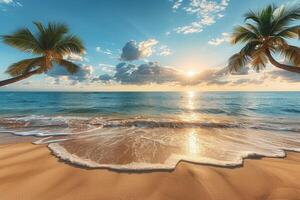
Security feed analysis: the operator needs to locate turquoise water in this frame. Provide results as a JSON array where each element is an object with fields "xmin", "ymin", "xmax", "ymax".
[
  {"xmin": 0, "ymin": 92, "xmax": 300, "ymax": 170},
  {"xmin": 1, "ymin": 92, "xmax": 300, "ymax": 118}
]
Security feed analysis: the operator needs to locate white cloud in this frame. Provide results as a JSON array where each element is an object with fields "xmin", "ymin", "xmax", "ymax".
[
  {"xmin": 99, "ymin": 63, "xmax": 116, "ymax": 74},
  {"xmin": 175, "ymin": 22, "xmax": 203, "ymax": 34},
  {"xmin": 170, "ymin": 0, "xmax": 230, "ymax": 34},
  {"xmin": 208, "ymin": 32, "xmax": 230, "ymax": 46},
  {"xmin": 0, "ymin": 0, "xmax": 13, "ymax": 4},
  {"xmin": 138, "ymin": 39, "xmax": 159, "ymax": 58},
  {"xmin": 121, "ymin": 39, "xmax": 159, "ymax": 61},
  {"xmin": 172, "ymin": 0, "xmax": 183, "ymax": 10},
  {"xmin": 64, "ymin": 52, "xmax": 89, "ymax": 62},
  {"xmin": 157, "ymin": 45, "xmax": 172, "ymax": 56},
  {"xmin": 0, "ymin": 0, "xmax": 22, "ymax": 7},
  {"xmin": 95, "ymin": 46, "xmax": 112, "ymax": 55},
  {"xmin": 64, "ymin": 53, "xmax": 83, "ymax": 61},
  {"xmin": 100, "ymin": 62, "xmax": 182, "ymax": 84},
  {"xmin": 95, "ymin": 47, "xmax": 101, "ymax": 52}
]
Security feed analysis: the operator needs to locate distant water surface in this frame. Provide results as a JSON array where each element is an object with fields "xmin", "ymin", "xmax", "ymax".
[{"xmin": 0, "ymin": 92, "xmax": 300, "ymax": 170}]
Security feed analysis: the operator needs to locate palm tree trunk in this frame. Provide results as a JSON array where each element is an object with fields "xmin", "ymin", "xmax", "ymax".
[
  {"xmin": 0, "ymin": 70, "xmax": 39, "ymax": 87},
  {"xmin": 266, "ymin": 51, "xmax": 300, "ymax": 74}
]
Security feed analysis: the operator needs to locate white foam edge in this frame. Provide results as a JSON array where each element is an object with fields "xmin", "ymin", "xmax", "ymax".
[
  {"xmin": 2, "ymin": 125, "xmax": 104, "ymax": 139},
  {"xmin": 48, "ymin": 143, "xmax": 300, "ymax": 171}
]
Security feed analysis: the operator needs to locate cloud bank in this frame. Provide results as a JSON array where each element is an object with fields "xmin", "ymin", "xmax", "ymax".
[
  {"xmin": 95, "ymin": 62, "xmax": 231, "ymax": 85},
  {"xmin": 47, "ymin": 64, "xmax": 93, "ymax": 85},
  {"xmin": 45, "ymin": 61, "xmax": 300, "ymax": 88},
  {"xmin": 95, "ymin": 62, "xmax": 300, "ymax": 88}
]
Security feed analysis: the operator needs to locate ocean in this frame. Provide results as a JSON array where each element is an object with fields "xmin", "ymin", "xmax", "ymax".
[{"xmin": 0, "ymin": 91, "xmax": 300, "ymax": 170}]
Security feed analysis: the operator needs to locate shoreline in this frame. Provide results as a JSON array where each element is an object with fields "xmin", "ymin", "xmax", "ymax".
[
  {"xmin": 0, "ymin": 143, "xmax": 300, "ymax": 200},
  {"xmin": 48, "ymin": 143, "xmax": 295, "ymax": 173}
]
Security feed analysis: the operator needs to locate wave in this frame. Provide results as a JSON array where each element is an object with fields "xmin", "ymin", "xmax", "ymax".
[
  {"xmin": 1, "ymin": 114, "xmax": 300, "ymax": 171},
  {"xmin": 47, "ymin": 134, "xmax": 300, "ymax": 171},
  {"xmin": 49, "ymin": 143, "xmax": 298, "ymax": 171},
  {"xmin": 281, "ymin": 108, "xmax": 300, "ymax": 114},
  {"xmin": 101, "ymin": 120, "xmax": 240, "ymax": 129},
  {"xmin": 196, "ymin": 108, "xmax": 227, "ymax": 114},
  {"xmin": 1, "ymin": 115, "xmax": 300, "ymax": 135}
]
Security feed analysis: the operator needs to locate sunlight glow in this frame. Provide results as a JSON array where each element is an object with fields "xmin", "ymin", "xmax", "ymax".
[
  {"xmin": 187, "ymin": 91, "xmax": 195, "ymax": 110},
  {"xmin": 180, "ymin": 91, "xmax": 199, "ymax": 121},
  {"xmin": 186, "ymin": 129, "xmax": 200, "ymax": 155},
  {"xmin": 187, "ymin": 70, "xmax": 196, "ymax": 77}
]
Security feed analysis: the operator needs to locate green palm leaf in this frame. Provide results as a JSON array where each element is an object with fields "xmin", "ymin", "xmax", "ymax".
[
  {"xmin": 6, "ymin": 57, "xmax": 45, "ymax": 76},
  {"xmin": 250, "ymin": 50, "xmax": 268, "ymax": 72},
  {"xmin": 276, "ymin": 25, "xmax": 300, "ymax": 39},
  {"xmin": 229, "ymin": 3, "xmax": 300, "ymax": 74},
  {"xmin": 231, "ymin": 25, "xmax": 259, "ymax": 44},
  {"xmin": 244, "ymin": 10, "xmax": 261, "ymax": 24},
  {"xmin": 0, "ymin": 22, "xmax": 86, "ymax": 87},
  {"xmin": 2, "ymin": 28, "xmax": 42, "ymax": 54},
  {"xmin": 55, "ymin": 35, "xmax": 85, "ymax": 55},
  {"xmin": 57, "ymin": 59, "xmax": 80, "ymax": 74},
  {"xmin": 272, "ymin": 5, "xmax": 300, "ymax": 33},
  {"xmin": 240, "ymin": 40, "xmax": 261, "ymax": 54},
  {"xmin": 280, "ymin": 45, "xmax": 300, "ymax": 66},
  {"xmin": 228, "ymin": 52, "xmax": 250, "ymax": 73}
]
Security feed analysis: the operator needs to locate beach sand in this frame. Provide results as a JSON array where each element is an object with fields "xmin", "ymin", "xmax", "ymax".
[{"xmin": 0, "ymin": 143, "xmax": 300, "ymax": 200}]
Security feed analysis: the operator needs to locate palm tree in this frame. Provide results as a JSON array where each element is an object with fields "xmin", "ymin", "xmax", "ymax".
[
  {"xmin": 0, "ymin": 22, "xmax": 85, "ymax": 87},
  {"xmin": 228, "ymin": 4, "xmax": 300, "ymax": 74}
]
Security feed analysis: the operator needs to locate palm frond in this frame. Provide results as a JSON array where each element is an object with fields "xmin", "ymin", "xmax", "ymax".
[
  {"xmin": 6, "ymin": 57, "xmax": 45, "ymax": 76},
  {"xmin": 2, "ymin": 21, "xmax": 85, "ymax": 79},
  {"xmin": 34, "ymin": 22, "xmax": 46, "ymax": 34},
  {"xmin": 258, "ymin": 4, "xmax": 277, "ymax": 36},
  {"xmin": 269, "ymin": 36, "xmax": 288, "ymax": 52},
  {"xmin": 272, "ymin": 5, "xmax": 300, "ymax": 34},
  {"xmin": 228, "ymin": 52, "xmax": 250, "ymax": 73},
  {"xmin": 280, "ymin": 45, "xmax": 300, "ymax": 66},
  {"xmin": 240, "ymin": 40, "xmax": 261, "ymax": 54},
  {"xmin": 245, "ymin": 23, "xmax": 260, "ymax": 35},
  {"xmin": 47, "ymin": 22, "xmax": 69, "ymax": 36},
  {"xmin": 230, "ymin": 4, "xmax": 300, "ymax": 74},
  {"xmin": 46, "ymin": 22, "xmax": 69, "ymax": 49},
  {"xmin": 34, "ymin": 22, "xmax": 49, "ymax": 50},
  {"xmin": 231, "ymin": 25, "xmax": 259, "ymax": 44},
  {"xmin": 275, "ymin": 25, "xmax": 300, "ymax": 39},
  {"xmin": 54, "ymin": 35, "xmax": 85, "ymax": 55},
  {"xmin": 1, "ymin": 28, "xmax": 42, "ymax": 54},
  {"xmin": 250, "ymin": 50, "xmax": 268, "ymax": 72},
  {"xmin": 228, "ymin": 41, "xmax": 262, "ymax": 73},
  {"xmin": 244, "ymin": 10, "xmax": 261, "ymax": 24},
  {"xmin": 57, "ymin": 59, "xmax": 80, "ymax": 74},
  {"xmin": 34, "ymin": 22, "xmax": 70, "ymax": 51}
]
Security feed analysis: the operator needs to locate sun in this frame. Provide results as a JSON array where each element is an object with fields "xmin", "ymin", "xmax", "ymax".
[{"xmin": 187, "ymin": 70, "xmax": 196, "ymax": 77}]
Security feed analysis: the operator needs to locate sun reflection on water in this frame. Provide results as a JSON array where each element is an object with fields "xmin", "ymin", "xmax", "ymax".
[
  {"xmin": 186, "ymin": 129, "xmax": 200, "ymax": 155},
  {"xmin": 180, "ymin": 91, "xmax": 199, "ymax": 121},
  {"xmin": 187, "ymin": 91, "xmax": 195, "ymax": 110}
]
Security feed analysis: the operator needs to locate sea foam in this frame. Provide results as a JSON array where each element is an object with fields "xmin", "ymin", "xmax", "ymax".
[{"xmin": 1, "ymin": 115, "xmax": 300, "ymax": 171}]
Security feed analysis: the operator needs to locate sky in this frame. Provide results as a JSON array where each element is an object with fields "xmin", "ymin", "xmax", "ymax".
[{"xmin": 0, "ymin": 0, "xmax": 300, "ymax": 91}]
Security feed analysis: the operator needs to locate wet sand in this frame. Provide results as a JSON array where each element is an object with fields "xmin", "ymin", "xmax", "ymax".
[{"xmin": 0, "ymin": 142, "xmax": 300, "ymax": 200}]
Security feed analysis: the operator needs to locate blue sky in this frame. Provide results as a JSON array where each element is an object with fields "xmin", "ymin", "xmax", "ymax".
[{"xmin": 0, "ymin": 0, "xmax": 299, "ymax": 91}]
